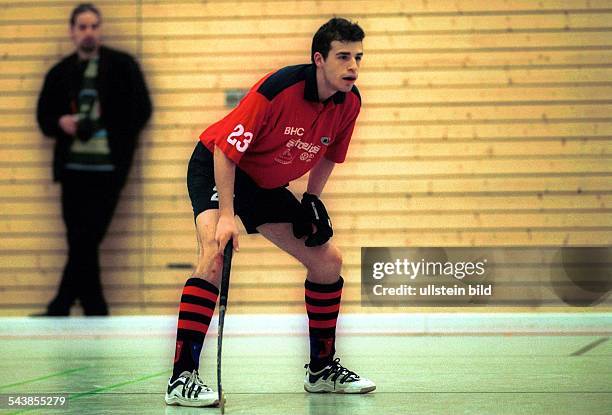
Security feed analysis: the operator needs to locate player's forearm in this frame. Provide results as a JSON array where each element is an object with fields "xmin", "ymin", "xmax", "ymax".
[
  {"xmin": 213, "ymin": 146, "xmax": 236, "ymax": 217},
  {"xmin": 307, "ymin": 157, "xmax": 336, "ymax": 196}
]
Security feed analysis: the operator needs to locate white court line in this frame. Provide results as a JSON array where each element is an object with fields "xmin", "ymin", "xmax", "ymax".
[{"xmin": 0, "ymin": 313, "xmax": 610, "ymax": 338}]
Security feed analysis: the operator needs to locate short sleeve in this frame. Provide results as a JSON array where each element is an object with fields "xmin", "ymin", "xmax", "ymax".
[{"xmin": 202, "ymin": 90, "xmax": 270, "ymax": 164}]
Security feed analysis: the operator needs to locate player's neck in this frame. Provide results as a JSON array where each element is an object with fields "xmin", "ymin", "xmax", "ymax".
[{"xmin": 315, "ymin": 69, "xmax": 337, "ymax": 102}]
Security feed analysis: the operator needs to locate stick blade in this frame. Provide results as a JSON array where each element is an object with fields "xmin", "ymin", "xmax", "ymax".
[{"xmin": 219, "ymin": 391, "xmax": 225, "ymax": 413}]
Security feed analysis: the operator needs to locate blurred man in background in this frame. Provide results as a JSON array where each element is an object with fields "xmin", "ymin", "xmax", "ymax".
[{"xmin": 36, "ymin": 3, "xmax": 152, "ymax": 316}]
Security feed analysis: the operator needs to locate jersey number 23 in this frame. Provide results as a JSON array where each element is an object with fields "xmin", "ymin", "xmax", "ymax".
[{"xmin": 226, "ymin": 124, "xmax": 253, "ymax": 153}]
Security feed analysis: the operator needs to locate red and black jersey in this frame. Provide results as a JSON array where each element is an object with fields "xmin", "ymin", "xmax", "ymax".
[{"xmin": 199, "ymin": 64, "xmax": 361, "ymax": 189}]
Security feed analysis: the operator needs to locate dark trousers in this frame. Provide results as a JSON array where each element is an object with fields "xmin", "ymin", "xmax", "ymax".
[{"xmin": 47, "ymin": 170, "xmax": 123, "ymax": 315}]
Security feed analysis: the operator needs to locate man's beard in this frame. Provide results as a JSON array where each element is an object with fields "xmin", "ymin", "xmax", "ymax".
[{"xmin": 79, "ymin": 38, "xmax": 98, "ymax": 54}]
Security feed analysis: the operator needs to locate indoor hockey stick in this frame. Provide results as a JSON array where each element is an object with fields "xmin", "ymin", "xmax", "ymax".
[{"xmin": 217, "ymin": 239, "xmax": 233, "ymax": 414}]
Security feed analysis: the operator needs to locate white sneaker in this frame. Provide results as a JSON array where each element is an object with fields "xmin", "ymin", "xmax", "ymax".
[
  {"xmin": 165, "ymin": 370, "xmax": 219, "ymax": 407},
  {"xmin": 304, "ymin": 358, "xmax": 376, "ymax": 394}
]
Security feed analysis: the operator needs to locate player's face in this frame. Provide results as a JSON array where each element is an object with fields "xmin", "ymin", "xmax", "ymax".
[
  {"xmin": 315, "ymin": 40, "xmax": 363, "ymax": 97},
  {"xmin": 70, "ymin": 11, "xmax": 102, "ymax": 55}
]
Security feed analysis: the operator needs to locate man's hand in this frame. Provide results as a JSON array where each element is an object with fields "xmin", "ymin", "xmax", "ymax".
[
  {"xmin": 293, "ymin": 193, "xmax": 333, "ymax": 247},
  {"xmin": 58, "ymin": 114, "xmax": 78, "ymax": 136},
  {"xmin": 215, "ymin": 214, "xmax": 239, "ymax": 255}
]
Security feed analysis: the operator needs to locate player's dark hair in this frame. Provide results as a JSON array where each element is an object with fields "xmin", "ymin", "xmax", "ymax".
[
  {"xmin": 311, "ymin": 17, "xmax": 365, "ymax": 63},
  {"xmin": 70, "ymin": 3, "xmax": 101, "ymax": 27}
]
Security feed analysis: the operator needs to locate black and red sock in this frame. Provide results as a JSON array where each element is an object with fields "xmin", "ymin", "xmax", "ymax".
[
  {"xmin": 305, "ymin": 276, "xmax": 343, "ymax": 372},
  {"xmin": 172, "ymin": 277, "xmax": 219, "ymax": 380}
]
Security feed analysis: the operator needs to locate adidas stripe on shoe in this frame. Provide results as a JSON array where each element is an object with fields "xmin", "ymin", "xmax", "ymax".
[
  {"xmin": 165, "ymin": 370, "xmax": 219, "ymax": 407},
  {"xmin": 304, "ymin": 358, "xmax": 376, "ymax": 394}
]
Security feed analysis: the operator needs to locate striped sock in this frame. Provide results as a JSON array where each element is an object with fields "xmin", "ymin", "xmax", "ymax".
[
  {"xmin": 305, "ymin": 276, "xmax": 344, "ymax": 371},
  {"xmin": 172, "ymin": 277, "xmax": 219, "ymax": 380}
]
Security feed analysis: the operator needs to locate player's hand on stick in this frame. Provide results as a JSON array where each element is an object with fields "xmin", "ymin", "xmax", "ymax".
[
  {"xmin": 215, "ymin": 214, "xmax": 239, "ymax": 255},
  {"xmin": 295, "ymin": 193, "xmax": 333, "ymax": 247}
]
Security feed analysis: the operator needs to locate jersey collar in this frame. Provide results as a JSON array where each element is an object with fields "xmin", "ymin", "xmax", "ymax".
[{"xmin": 304, "ymin": 64, "xmax": 347, "ymax": 105}]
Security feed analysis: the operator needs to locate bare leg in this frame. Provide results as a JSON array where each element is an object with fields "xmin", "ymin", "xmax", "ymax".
[
  {"xmin": 256, "ymin": 222, "xmax": 342, "ymax": 284},
  {"xmin": 170, "ymin": 210, "xmax": 223, "ymax": 383},
  {"xmin": 257, "ymin": 222, "xmax": 343, "ymax": 368},
  {"xmin": 193, "ymin": 209, "xmax": 223, "ymax": 286}
]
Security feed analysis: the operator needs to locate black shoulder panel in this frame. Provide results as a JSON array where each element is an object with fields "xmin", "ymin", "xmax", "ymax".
[{"xmin": 257, "ymin": 64, "xmax": 309, "ymax": 100}]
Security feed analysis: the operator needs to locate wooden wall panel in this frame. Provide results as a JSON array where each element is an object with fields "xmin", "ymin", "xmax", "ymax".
[{"xmin": 0, "ymin": 0, "xmax": 610, "ymax": 315}]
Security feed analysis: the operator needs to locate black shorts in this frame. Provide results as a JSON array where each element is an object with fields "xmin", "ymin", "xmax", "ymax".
[{"xmin": 187, "ymin": 141, "xmax": 302, "ymax": 234}]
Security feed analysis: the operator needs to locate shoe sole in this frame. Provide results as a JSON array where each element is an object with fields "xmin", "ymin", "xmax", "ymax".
[
  {"xmin": 304, "ymin": 384, "xmax": 376, "ymax": 394},
  {"xmin": 165, "ymin": 395, "xmax": 219, "ymax": 407}
]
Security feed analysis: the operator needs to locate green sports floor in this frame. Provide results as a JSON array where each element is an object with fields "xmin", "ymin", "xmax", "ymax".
[{"xmin": 0, "ymin": 314, "xmax": 610, "ymax": 415}]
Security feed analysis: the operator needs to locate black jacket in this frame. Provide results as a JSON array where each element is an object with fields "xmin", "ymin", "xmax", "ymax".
[{"xmin": 37, "ymin": 46, "xmax": 152, "ymax": 184}]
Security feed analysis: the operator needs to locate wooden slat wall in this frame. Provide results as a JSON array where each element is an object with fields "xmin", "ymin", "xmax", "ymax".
[{"xmin": 0, "ymin": 0, "xmax": 611, "ymax": 315}]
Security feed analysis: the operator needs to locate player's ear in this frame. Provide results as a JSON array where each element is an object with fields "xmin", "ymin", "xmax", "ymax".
[{"xmin": 313, "ymin": 51, "xmax": 325, "ymax": 67}]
